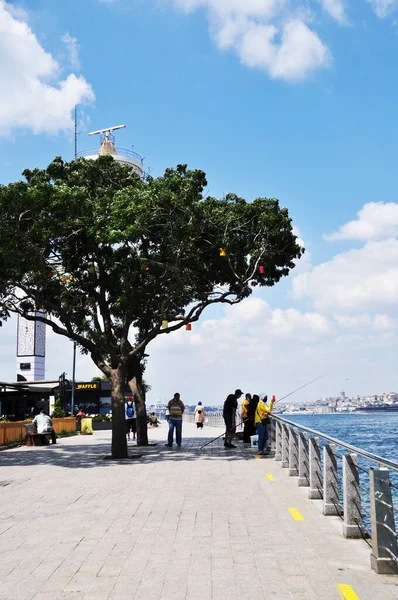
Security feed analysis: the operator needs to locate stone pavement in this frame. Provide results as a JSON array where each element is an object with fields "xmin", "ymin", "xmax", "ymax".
[{"xmin": 1, "ymin": 423, "xmax": 398, "ymax": 600}]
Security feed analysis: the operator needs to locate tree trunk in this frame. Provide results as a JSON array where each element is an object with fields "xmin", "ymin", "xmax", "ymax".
[
  {"xmin": 111, "ymin": 366, "xmax": 128, "ymax": 459},
  {"xmin": 128, "ymin": 361, "xmax": 148, "ymax": 446}
]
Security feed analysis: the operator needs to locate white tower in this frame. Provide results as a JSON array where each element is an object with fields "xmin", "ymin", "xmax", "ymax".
[
  {"xmin": 16, "ymin": 310, "xmax": 46, "ymax": 381},
  {"xmin": 82, "ymin": 125, "xmax": 144, "ymax": 177}
]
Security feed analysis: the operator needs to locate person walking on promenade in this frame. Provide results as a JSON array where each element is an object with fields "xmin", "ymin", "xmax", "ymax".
[
  {"xmin": 125, "ymin": 396, "xmax": 137, "ymax": 442},
  {"xmin": 166, "ymin": 393, "xmax": 185, "ymax": 447},
  {"xmin": 223, "ymin": 389, "xmax": 243, "ymax": 449},
  {"xmin": 194, "ymin": 401, "xmax": 206, "ymax": 429},
  {"xmin": 254, "ymin": 395, "xmax": 274, "ymax": 456},
  {"xmin": 241, "ymin": 393, "xmax": 252, "ymax": 443}
]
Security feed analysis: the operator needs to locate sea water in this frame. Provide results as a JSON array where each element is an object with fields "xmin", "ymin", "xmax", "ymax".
[
  {"xmin": 286, "ymin": 412, "xmax": 398, "ymax": 464},
  {"xmin": 285, "ymin": 412, "xmax": 398, "ymax": 526}
]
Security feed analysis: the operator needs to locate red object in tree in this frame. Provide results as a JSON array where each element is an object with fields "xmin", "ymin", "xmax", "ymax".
[
  {"xmin": 48, "ymin": 272, "xmax": 53, "ymax": 278},
  {"xmin": 186, "ymin": 323, "xmax": 192, "ymax": 331},
  {"xmin": 61, "ymin": 277, "xmax": 67, "ymax": 284},
  {"xmin": 259, "ymin": 265, "xmax": 265, "ymax": 274}
]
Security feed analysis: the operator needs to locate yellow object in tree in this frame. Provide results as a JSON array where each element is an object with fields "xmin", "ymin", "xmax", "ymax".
[
  {"xmin": 219, "ymin": 248, "xmax": 226, "ymax": 257},
  {"xmin": 162, "ymin": 320, "xmax": 168, "ymax": 328}
]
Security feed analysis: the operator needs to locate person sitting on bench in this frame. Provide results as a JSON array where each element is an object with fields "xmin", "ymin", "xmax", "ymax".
[{"xmin": 32, "ymin": 409, "xmax": 57, "ymax": 444}]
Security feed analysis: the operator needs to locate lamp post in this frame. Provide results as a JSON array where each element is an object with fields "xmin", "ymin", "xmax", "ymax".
[{"xmin": 71, "ymin": 341, "xmax": 76, "ymax": 415}]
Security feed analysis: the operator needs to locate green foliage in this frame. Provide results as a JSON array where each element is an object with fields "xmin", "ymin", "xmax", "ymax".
[
  {"xmin": 91, "ymin": 376, "xmax": 109, "ymax": 382},
  {"xmin": 57, "ymin": 430, "xmax": 78, "ymax": 438},
  {"xmin": 0, "ymin": 156, "xmax": 302, "ymax": 365},
  {"xmin": 0, "ymin": 156, "xmax": 303, "ymax": 455},
  {"xmin": 51, "ymin": 397, "xmax": 66, "ymax": 418},
  {"xmin": 92, "ymin": 414, "xmax": 111, "ymax": 422}
]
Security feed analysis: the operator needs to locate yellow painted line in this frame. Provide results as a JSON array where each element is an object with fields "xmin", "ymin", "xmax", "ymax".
[
  {"xmin": 254, "ymin": 456, "xmax": 261, "ymax": 460},
  {"xmin": 336, "ymin": 584, "xmax": 360, "ymax": 600},
  {"xmin": 265, "ymin": 473, "xmax": 275, "ymax": 481},
  {"xmin": 288, "ymin": 507, "xmax": 304, "ymax": 521}
]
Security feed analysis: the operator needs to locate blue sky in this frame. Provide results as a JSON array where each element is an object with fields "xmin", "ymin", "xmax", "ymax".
[{"xmin": 1, "ymin": 0, "xmax": 398, "ymax": 405}]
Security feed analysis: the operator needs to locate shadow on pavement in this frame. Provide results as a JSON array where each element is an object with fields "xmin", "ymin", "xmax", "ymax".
[{"xmin": 0, "ymin": 436, "xmax": 274, "ymax": 469}]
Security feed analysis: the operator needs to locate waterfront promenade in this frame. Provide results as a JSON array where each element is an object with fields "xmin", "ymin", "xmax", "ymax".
[{"xmin": 1, "ymin": 423, "xmax": 398, "ymax": 600}]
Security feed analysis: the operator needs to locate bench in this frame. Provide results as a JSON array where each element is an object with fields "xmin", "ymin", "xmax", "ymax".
[{"xmin": 24, "ymin": 423, "xmax": 55, "ymax": 446}]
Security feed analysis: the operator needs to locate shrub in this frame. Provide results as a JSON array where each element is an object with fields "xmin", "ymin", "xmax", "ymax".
[
  {"xmin": 51, "ymin": 397, "xmax": 66, "ymax": 418},
  {"xmin": 92, "ymin": 414, "xmax": 111, "ymax": 422}
]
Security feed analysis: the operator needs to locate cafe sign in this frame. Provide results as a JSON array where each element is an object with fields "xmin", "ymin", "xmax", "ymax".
[{"xmin": 77, "ymin": 383, "xmax": 99, "ymax": 390}]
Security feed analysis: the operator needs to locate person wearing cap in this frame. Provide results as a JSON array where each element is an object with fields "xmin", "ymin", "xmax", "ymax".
[
  {"xmin": 254, "ymin": 395, "xmax": 275, "ymax": 455},
  {"xmin": 222, "ymin": 389, "xmax": 243, "ymax": 449}
]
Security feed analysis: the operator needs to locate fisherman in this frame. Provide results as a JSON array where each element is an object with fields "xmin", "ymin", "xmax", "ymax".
[
  {"xmin": 254, "ymin": 395, "xmax": 275, "ymax": 455},
  {"xmin": 223, "ymin": 389, "xmax": 243, "ymax": 449}
]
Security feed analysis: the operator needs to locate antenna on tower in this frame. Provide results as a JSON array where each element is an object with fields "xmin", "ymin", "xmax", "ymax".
[
  {"xmin": 89, "ymin": 124, "xmax": 126, "ymax": 144},
  {"xmin": 74, "ymin": 106, "xmax": 81, "ymax": 159}
]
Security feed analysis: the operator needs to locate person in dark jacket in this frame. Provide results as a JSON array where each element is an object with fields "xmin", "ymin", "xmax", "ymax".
[{"xmin": 223, "ymin": 389, "xmax": 243, "ymax": 449}]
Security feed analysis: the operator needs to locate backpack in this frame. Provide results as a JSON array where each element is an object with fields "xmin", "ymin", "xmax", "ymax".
[{"xmin": 126, "ymin": 404, "xmax": 134, "ymax": 418}]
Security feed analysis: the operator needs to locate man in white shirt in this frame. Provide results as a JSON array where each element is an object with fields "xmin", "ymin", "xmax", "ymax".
[{"xmin": 32, "ymin": 409, "xmax": 57, "ymax": 444}]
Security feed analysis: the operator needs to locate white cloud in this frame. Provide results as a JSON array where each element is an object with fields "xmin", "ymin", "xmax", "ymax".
[
  {"xmin": 324, "ymin": 202, "xmax": 398, "ymax": 242},
  {"xmin": 373, "ymin": 313, "xmax": 396, "ymax": 330},
  {"xmin": 367, "ymin": 0, "xmax": 398, "ymax": 18},
  {"xmin": 61, "ymin": 32, "xmax": 81, "ymax": 70},
  {"xmin": 1, "ymin": 295, "xmax": 397, "ymax": 406},
  {"xmin": 171, "ymin": 0, "xmax": 331, "ymax": 81},
  {"xmin": 0, "ymin": 1, "xmax": 94, "ymax": 136},
  {"xmin": 236, "ymin": 19, "xmax": 330, "ymax": 81},
  {"xmin": 293, "ymin": 238, "xmax": 398, "ymax": 313},
  {"xmin": 318, "ymin": 0, "xmax": 347, "ymax": 23}
]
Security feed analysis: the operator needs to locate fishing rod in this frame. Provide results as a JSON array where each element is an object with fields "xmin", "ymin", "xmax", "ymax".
[
  {"xmin": 277, "ymin": 374, "xmax": 325, "ymax": 403},
  {"xmin": 199, "ymin": 374, "xmax": 325, "ymax": 450}
]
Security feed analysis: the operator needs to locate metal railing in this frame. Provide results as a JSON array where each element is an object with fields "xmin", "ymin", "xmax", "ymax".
[
  {"xmin": 193, "ymin": 411, "xmax": 398, "ymax": 575},
  {"xmin": 77, "ymin": 147, "xmax": 144, "ymax": 165},
  {"xmin": 272, "ymin": 415, "xmax": 398, "ymax": 574},
  {"xmin": 183, "ymin": 411, "xmax": 243, "ymax": 432}
]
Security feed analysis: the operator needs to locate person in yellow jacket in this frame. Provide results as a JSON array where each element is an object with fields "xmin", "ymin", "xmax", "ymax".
[{"xmin": 254, "ymin": 395, "xmax": 274, "ymax": 455}]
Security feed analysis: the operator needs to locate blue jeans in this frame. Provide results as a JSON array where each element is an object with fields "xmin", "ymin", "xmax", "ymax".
[
  {"xmin": 168, "ymin": 418, "xmax": 182, "ymax": 445},
  {"xmin": 256, "ymin": 422, "xmax": 268, "ymax": 452}
]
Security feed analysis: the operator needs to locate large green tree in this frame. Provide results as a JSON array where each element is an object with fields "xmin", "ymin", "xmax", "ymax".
[{"xmin": 0, "ymin": 157, "xmax": 303, "ymax": 458}]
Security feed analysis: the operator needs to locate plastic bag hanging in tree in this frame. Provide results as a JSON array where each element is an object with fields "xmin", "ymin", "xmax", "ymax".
[
  {"xmin": 186, "ymin": 323, "xmax": 192, "ymax": 331},
  {"xmin": 259, "ymin": 265, "xmax": 265, "ymax": 274},
  {"xmin": 219, "ymin": 248, "xmax": 226, "ymax": 257}
]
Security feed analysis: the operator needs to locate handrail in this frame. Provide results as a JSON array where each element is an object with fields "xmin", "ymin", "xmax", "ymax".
[
  {"xmin": 77, "ymin": 147, "xmax": 144, "ymax": 164},
  {"xmin": 272, "ymin": 414, "xmax": 398, "ymax": 473}
]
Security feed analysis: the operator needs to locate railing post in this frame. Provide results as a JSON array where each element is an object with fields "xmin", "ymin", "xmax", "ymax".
[
  {"xmin": 270, "ymin": 419, "xmax": 276, "ymax": 453},
  {"xmin": 342, "ymin": 454, "xmax": 362, "ymax": 538},
  {"xmin": 298, "ymin": 431, "xmax": 309, "ymax": 487},
  {"xmin": 323, "ymin": 444, "xmax": 340, "ymax": 515},
  {"xmin": 275, "ymin": 421, "xmax": 282, "ymax": 461},
  {"xmin": 289, "ymin": 428, "xmax": 298, "ymax": 476},
  {"xmin": 281, "ymin": 424, "xmax": 289, "ymax": 468},
  {"xmin": 309, "ymin": 437, "xmax": 322, "ymax": 499},
  {"xmin": 369, "ymin": 468, "xmax": 398, "ymax": 574}
]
